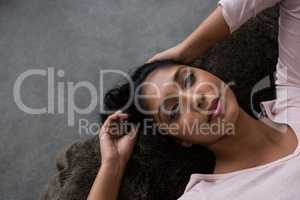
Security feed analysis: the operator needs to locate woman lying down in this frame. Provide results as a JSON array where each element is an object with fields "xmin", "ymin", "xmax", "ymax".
[{"xmin": 88, "ymin": 0, "xmax": 300, "ymax": 199}]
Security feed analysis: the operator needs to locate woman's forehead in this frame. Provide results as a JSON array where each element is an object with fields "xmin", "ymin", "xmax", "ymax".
[
  {"xmin": 140, "ymin": 64, "xmax": 184, "ymax": 111},
  {"xmin": 142, "ymin": 64, "xmax": 183, "ymax": 96},
  {"xmin": 143, "ymin": 64, "xmax": 184, "ymax": 89}
]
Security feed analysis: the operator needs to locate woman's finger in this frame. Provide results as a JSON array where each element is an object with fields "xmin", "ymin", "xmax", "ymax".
[
  {"xmin": 127, "ymin": 125, "xmax": 139, "ymax": 140},
  {"xmin": 119, "ymin": 125, "xmax": 139, "ymax": 148},
  {"xmin": 107, "ymin": 113, "xmax": 128, "ymax": 124},
  {"xmin": 105, "ymin": 111, "xmax": 128, "ymax": 125},
  {"xmin": 100, "ymin": 111, "xmax": 128, "ymax": 135},
  {"xmin": 145, "ymin": 54, "xmax": 159, "ymax": 64}
]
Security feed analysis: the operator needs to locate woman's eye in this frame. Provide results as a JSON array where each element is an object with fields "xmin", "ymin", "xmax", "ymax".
[
  {"xmin": 183, "ymin": 72, "xmax": 195, "ymax": 89},
  {"xmin": 169, "ymin": 103, "xmax": 179, "ymax": 121}
]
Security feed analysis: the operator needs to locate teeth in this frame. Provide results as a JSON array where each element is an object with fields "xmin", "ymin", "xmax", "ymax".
[
  {"xmin": 208, "ymin": 97, "xmax": 220, "ymax": 123},
  {"xmin": 212, "ymin": 100, "xmax": 220, "ymax": 119},
  {"xmin": 214, "ymin": 101, "xmax": 220, "ymax": 113}
]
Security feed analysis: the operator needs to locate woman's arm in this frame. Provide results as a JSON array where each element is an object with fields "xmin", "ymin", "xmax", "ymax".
[
  {"xmin": 88, "ymin": 161, "xmax": 127, "ymax": 200},
  {"xmin": 88, "ymin": 111, "xmax": 138, "ymax": 200},
  {"xmin": 146, "ymin": 6, "xmax": 229, "ymax": 64},
  {"xmin": 146, "ymin": 0, "xmax": 281, "ymax": 64}
]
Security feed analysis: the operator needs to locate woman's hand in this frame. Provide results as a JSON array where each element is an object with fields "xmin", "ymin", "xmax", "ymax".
[
  {"xmin": 146, "ymin": 43, "xmax": 192, "ymax": 64},
  {"xmin": 99, "ymin": 111, "xmax": 138, "ymax": 168},
  {"xmin": 88, "ymin": 111, "xmax": 138, "ymax": 200}
]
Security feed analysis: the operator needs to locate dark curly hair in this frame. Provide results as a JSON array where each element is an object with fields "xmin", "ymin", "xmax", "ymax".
[{"xmin": 100, "ymin": 60, "xmax": 183, "ymax": 123}]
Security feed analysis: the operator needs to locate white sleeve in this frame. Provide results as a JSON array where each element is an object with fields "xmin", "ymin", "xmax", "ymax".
[{"xmin": 218, "ymin": 0, "xmax": 281, "ymax": 32}]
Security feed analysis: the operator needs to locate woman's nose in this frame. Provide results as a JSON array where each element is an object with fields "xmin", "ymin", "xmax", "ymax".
[
  {"xmin": 181, "ymin": 92, "xmax": 206, "ymax": 113},
  {"xmin": 194, "ymin": 93, "xmax": 207, "ymax": 112}
]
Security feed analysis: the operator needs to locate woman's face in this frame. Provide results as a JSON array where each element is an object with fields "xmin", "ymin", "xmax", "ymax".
[{"xmin": 141, "ymin": 64, "xmax": 240, "ymax": 146}]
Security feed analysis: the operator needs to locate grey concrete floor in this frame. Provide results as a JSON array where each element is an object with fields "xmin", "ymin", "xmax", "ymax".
[{"xmin": 0, "ymin": 0, "xmax": 217, "ymax": 199}]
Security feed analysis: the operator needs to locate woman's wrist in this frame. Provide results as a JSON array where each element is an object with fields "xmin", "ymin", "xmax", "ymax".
[
  {"xmin": 88, "ymin": 159, "xmax": 127, "ymax": 200},
  {"xmin": 100, "ymin": 159, "xmax": 127, "ymax": 176},
  {"xmin": 178, "ymin": 41, "xmax": 201, "ymax": 64},
  {"xmin": 98, "ymin": 164, "xmax": 125, "ymax": 184}
]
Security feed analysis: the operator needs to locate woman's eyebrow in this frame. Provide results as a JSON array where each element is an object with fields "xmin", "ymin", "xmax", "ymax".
[
  {"xmin": 157, "ymin": 94, "xmax": 177, "ymax": 123},
  {"xmin": 158, "ymin": 97, "xmax": 169, "ymax": 122},
  {"xmin": 173, "ymin": 66, "xmax": 187, "ymax": 83},
  {"xmin": 156, "ymin": 66, "xmax": 187, "ymax": 122}
]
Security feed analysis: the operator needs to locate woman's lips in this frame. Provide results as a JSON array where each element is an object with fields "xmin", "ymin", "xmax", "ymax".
[{"xmin": 208, "ymin": 97, "xmax": 223, "ymax": 122}]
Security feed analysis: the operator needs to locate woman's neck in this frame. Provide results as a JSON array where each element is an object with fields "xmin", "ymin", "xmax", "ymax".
[{"xmin": 207, "ymin": 108, "xmax": 287, "ymax": 171}]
